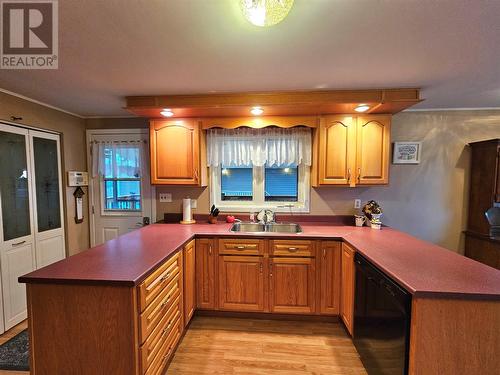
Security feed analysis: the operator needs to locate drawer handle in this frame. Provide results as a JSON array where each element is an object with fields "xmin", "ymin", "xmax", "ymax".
[
  {"xmin": 236, "ymin": 246, "xmax": 246, "ymax": 250},
  {"xmin": 162, "ymin": 320, "xmax": 173, "ymax": 336},
  {"xmin": 288, "ymin": 247, "xmax": 298, "ymax": 251},
  {"xmin": 161, "ymin": 272, "xmax": 170, "ymax": 282},
  {"xmin": 162, "ymin": 295, "xmax": 171, "ymax": 307}
]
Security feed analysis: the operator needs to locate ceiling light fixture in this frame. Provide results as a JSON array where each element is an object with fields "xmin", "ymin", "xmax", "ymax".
[
  {"xmin": 354, "ymin": 104, "xmax": 370, "ymax": 113},
  {"xmin": 240, "ymin": 0, "xmax": 294, "ymax": 27},
  {"xmin": 251, "ymin": 106, "xmax": 264, "ymax": 116},
  {"xmin": 160, "ymin": 109, "xmax": 174, "ymax": 117}
]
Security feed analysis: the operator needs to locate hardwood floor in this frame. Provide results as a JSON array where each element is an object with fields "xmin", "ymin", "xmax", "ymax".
[
  {"xmin": 167, "ymin": 316, "xmax": 367, "ymax": 374},
  {"xmin": 0, "ymin": 317, "xmax": 367, "ymax": 375},
  {"xmin": 0, "ymin": 321, "xmax": 28, "ymax": 375}
]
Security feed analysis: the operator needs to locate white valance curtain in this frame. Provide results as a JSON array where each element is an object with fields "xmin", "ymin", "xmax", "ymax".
[
  {"xmin": 91, "ymin": 141, "xmax": 148, "ymax": 178},
  {"xmin": 207, "ymin": 127, "xmax": 312, "ymax": 167}
]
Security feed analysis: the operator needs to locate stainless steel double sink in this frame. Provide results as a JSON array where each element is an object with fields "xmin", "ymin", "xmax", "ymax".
[{"xmin": 230, "ymin": 222, "xmax": 302, "ymax": 234}]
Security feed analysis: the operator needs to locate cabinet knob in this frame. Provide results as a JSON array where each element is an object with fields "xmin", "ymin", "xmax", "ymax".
[
  {"xmin": 347, "ymin": 168, "xmax": 351, "ymax": 183},
  {"xmin": 357, "ymin": 168, "xmax": 361, "ymax": 182},
  {"xmin": 209, "ymin": 245, "xmax": 212, "ymax": 255}
]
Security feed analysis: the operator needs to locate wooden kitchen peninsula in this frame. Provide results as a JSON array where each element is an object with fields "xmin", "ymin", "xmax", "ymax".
[{"xmin": 20, "ymin": 222, "xmax": 500, "ymax": 375}]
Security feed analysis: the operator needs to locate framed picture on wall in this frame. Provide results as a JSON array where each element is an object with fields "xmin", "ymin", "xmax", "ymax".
[{"xmin": 393, "ymin": 142, "xmax": 422, "ymax": 164}]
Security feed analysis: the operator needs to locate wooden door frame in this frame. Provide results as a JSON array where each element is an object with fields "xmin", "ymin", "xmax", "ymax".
[{"xmin": 86, "ymin": 129, "xmax": 156, "ymax": 247}]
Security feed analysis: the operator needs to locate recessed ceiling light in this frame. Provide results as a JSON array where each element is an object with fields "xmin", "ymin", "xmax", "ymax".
[
  {"xmin": 160, "ymin": 109, "xmax": 174, "ymax": 117},
  {"xmin": 240, "ymin": 0, "xmax": 294, "ymax": 27},
  {"xmin": 251, "ymin": 106, "xmax": 264, "ymax": 116},
  {"xmin": 355, "ymin": 104, "xmax": 370, "ymax": 113}
]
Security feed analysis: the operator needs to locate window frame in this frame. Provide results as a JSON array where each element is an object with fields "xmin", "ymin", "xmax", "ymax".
[{"xmin": 210, "ymin": 164, "xmax": 310, "ymax": 213}]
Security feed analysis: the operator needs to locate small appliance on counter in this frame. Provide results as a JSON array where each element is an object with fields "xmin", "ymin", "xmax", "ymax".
[{"xmin": 485, "ymin": 206, "xmax": 500, "ymax": 238}]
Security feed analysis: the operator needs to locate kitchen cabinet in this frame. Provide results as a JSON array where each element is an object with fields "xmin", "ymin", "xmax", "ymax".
[
  {"xmin": 269, "ymin": 257, "xmax": 316, "ymax": 314},
  {"xmin": 340, "ymin": 243, "xmax": 355, "ymax": 335},
  {"xmin": 183, "ymin": 240, "xmax": 196, "ymax": 326},
  {"xmin": 149, "ymin": 119, "xmax": 202, "ymax": 185},
  {"xmin": 318, "ymin": 241, "xmax": 342, "ymax": 315},
  {"xmin": 356, "ymin": 115, "xmax": 391, "ymax": 185},
  {"xmin": 316, "ymin": 114, "xmax": 391, "ymax": 186},
  {"xmin": 218, "ymin": 255, "xmax": 267, "ymax": 312},
  {"xmin": 318, "ymin": 115, "xmax": 356, "ymax": 186},
  {"xmin": 195, "ymin": 238, "xmax": 216, "ymax": 310}
]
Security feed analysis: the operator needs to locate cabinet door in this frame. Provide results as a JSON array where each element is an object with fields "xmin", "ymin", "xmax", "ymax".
[
  {"xmin": 356, "ymin": 115, "xmax": 391, "ymax": 185},
  {"xmin": 150, "ymin": 119, "xmax": 200, "ymax": 185},
  {"xmin": 183, "ymin": 240, "xmax": 196, "ymax": 325},
  {"xmin": 270, "ymin": 257, "xmax": 316, "ymax": 314},
  {"xmin": 195, "ymin": 238, "xmax": 216, "ymax": 310},
  {"xmin": 218, "ymin": 256, "xmax": 266, "ymax": 312},
  {"xmin": 340, "ymin": 243, "xmax": 355, "ymax": 336},
  {"xmin": 318, "ymin": 241, "xmax": 341, "ymax": 315},
  {"xmin": 318, "ymin": 115, "xmax": 356, "ymax": 186}
]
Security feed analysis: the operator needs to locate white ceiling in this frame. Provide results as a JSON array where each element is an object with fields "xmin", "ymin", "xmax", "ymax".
[{"xmin": 1, "ymin": 0, "xmax": 499, "ymax": 117}]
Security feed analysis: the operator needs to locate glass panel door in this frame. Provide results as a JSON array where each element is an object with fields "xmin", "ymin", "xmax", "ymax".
[
  {"xmin": 32, "ymin": 137, "xmax": 61, "ymax": 232},
  {"xmin": 0, "ymin": 130, "xmax": 31, "ymax": 241}
]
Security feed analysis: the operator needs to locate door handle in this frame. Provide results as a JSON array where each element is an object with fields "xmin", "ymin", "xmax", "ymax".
[
  {"xmin": 357, "ymin": 168, "xmax": 361, "ymax": 182},
  {"xmin": 347, "ymin": 168, "xmax": 351, "ymax": 183},
  {"xmin": 12, "ymin": 240, "xmax": 26, "ymax": 247}
]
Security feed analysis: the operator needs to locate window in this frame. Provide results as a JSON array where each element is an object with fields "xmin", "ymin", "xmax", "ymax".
[
  {"xmin": 102, "ymin": 146, "xmax": 141, "ymax": 211},
  {"xmin": 264, "ymin": 165, "xmax": 298, "ymax": 202},
  {"xmin": 221, "ymin": 167, "xmax": 253, "ymax": 201},
  {"xmin": 208, "ymin": 127, "xmax": 311, "ymax": 212}
]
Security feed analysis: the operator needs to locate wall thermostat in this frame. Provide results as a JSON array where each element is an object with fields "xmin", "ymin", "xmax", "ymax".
[{"xmin": 67, "ymin": 171, "xmax": 89, "ymax": 187}]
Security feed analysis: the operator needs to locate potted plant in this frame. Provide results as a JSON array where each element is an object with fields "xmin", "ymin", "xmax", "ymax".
[{"xmin": 362, "ymin": 200, "xmax": 383, "ymax": 229}]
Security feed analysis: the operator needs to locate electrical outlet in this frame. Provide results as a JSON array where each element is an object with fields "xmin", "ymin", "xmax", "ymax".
[
  {"xmin": 191, "ymin": 199, "xmax": 197, "ymax": 209},
  {"xmin": 354, "ymin": 199, "xmax": 361, "ymax": 209},
  {"xmin": 159, "ymin": 193, "xmax": 172, "ymax": 203}
]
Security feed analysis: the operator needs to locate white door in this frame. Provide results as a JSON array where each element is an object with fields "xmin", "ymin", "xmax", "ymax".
[
  {"xmin": 0, "ymin": 123, "xmax": 36, "ymax": 331},
  {"xmin": 89, "ymin": 131, "xmax": 153, "ymax": 246},
  {"xmin": 29, "ymin": 130, "xmax": 65, "ymax": 268}
]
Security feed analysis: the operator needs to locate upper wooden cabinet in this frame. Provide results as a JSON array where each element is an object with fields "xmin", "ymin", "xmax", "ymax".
[
  {"xmin": 150, "ymin": 119, "xmax": 205, "ymax": 185},
  {"xmin": 316, "ymin": 114, "xmax": 391, "ymax": 187},
  {"xmin": 318, "ymin": 115, "xmax": 356, "ymax": 185},
  {"xmin": 356, "ymin": 115, "xmax": 391, "ymax": 185}
]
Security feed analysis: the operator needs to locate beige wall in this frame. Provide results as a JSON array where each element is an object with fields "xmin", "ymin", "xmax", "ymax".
[
  {"xmin": 154, "ymin": 111, "xmax": 500, "ymax": 253},
  {"xmin": 85, "ymin": 117, "xmax": 148, "ymax": 129},
  {"xmin": 0, "ymin": 91, "xmax": 89, "ymax": 255}
]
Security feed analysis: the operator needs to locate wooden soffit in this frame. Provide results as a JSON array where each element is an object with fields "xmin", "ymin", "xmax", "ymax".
[{"xmin": 125, "ymin": 88, "xmax": 422, "ymax": 118}]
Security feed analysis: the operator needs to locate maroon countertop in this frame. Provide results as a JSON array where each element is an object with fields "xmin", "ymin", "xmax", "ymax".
[{"xmin": 19, "ymin": 222, "xmax": 500, "ymax": 300}]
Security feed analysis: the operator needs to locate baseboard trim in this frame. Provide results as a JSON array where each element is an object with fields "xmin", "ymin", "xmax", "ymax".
[{"xmin": 195, "ymin": 309, "xmax": 340, "ymax": 322}]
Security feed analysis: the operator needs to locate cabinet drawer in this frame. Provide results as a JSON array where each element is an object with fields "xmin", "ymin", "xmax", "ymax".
[
  {"xmin": 218, "ymin": 239, "xmax": 265, "ymax": 256},
  {"xmin": 140, "ymin": 297, "xmax": 181, "ymax": 373},
  {"xmin": 138, "ymin": 251, "xmax": 181, "ymax": 312},
  {"xmin": 270, "ymin": 240, "xmax": 316, "ymax": 257},
  {"xmin": 139, "ymin": 273, "xmax": 181, "ymax": 343},
  {"xmin": 144, "ymin": 316, "xmax": 182, "ymax": 375}
]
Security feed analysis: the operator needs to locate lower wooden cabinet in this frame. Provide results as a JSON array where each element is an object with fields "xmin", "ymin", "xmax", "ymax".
[
  {"xmin": 340, "ymin": 243, "xmax": 355, "ymax": 336},
  {"xmin": 269, "ymin": 257, "xmax": 316, "ymax": 314},
  {"xmin": 318, "ymin": 241, "xmax": 342, "ymax": 315},
  {"xmin": 218, "ymin": 255, "xmax": 267, "ymax": 311},
  {"xmin": 195, "ymin": 238, "xmax": 216, "ymax": 309},
  {"xmin": 183, "ymin": 240, "xmax": 196, "ymax": 325}
]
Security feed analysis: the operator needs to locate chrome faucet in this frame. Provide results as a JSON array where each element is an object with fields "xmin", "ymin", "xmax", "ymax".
[{"xmin": 257, "ymin": 209, "xmax": 276, "ymax": 224}]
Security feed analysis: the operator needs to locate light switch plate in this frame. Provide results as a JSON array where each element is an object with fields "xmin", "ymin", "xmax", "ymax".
[
  {"xmin": 191, "ymin": 199, "xmax": 197, "ymax": 209},
  {"xmin": 159, "ymin": 193, "xmax": 172, "ymax": 203}
]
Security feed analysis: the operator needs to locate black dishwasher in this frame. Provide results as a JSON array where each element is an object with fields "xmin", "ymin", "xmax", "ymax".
[{"xmin": 353, "ymin": 253, "xmax": 412, "ymax": 375}]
